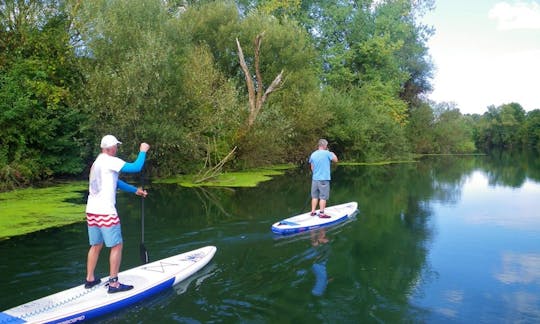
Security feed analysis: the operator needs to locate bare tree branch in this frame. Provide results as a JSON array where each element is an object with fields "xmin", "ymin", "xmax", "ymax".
[
  {"xmin": 195, "ymin": 146, "xmax": 238, "ymax": 183},
  {"xmin": 236, "ymin": 33, "xmax": 284, "ymax": 128},
  {"xmin": 236, "ymin": 38, "xmax": 256, "ymax": 119},
  {"xmin": 261, "ymin": 70, "xmax": 283, "ymax": 103},
  {"xmin": 254, "ymin": 32, "xmax": 265, "ymax": 105}
]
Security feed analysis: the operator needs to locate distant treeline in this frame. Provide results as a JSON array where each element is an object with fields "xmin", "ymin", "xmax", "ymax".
[{"xmin": 1, "ymin": 0, "xmax": 538, "ymax": 190}]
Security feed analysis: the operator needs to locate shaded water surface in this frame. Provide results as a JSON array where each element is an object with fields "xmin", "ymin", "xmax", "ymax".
[{"xmin": 1, "ymin": 154, "xmax": 540, "ymax": 323}]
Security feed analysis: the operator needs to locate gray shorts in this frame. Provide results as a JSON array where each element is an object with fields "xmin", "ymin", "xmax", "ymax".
[{"xmin": 311, "ymin": 180, "xmax": 330, "ymax": 200}]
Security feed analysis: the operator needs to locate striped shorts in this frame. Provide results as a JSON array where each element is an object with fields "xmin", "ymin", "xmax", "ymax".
[{"xmin": 86, "ymin": 213, "xmax": 123, "ymax": 247}]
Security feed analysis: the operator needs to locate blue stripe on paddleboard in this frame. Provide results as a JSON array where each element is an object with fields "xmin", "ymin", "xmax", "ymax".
[
  {"xmin": 272, "ymin": 214, "xmax": 350, "ymax": 235},
  {"xmin": 0, "ymin": 312, "xmax": 25, "ymax": 324},
  {"xmin": 44, "ymin": 278, "xmax": 175, "ymax": 324}
]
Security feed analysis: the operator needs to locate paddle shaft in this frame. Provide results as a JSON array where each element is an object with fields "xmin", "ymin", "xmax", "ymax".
[
  {"xmin": 140, "ymin": 173, "xmax": 149, "ymax": 264},
  {"xmin": 141, "ymin": 195, "xmax": 145, "ymax": 242}
]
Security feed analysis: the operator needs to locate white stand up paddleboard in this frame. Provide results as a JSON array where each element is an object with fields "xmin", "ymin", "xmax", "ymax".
[
  {"xmin": 271, "ymin": 202, "xmax": 358, "ymax": 235},
  {"xmin": 0, "ymin": 245, "xmax": 217, "ymax": 324}
]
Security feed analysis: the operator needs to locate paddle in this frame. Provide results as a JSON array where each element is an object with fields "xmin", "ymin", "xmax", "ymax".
[{"xmin": 139, "ymin": 174, "xmax": 149, "ymax": 264}]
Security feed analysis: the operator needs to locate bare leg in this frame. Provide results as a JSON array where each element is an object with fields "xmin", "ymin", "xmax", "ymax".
[
  {"xmin": 109, "ymin": 243, "xmax": 123, "ymax": 287},
  {"xmin": 319, "ymin": 199, "xmax": 327, "ymax": 212},
  {"xmin": 311, "ymin": 198, "xmax": 318, "ymax": 213},
  {"xmin": 86, "ymin": 243, "xmax": 103, "ymax": 282}
]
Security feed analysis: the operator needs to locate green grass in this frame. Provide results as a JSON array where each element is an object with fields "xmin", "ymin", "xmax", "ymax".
[{"xmin": 0, "ymin": 182, "xmax": 87, "ymax": 240}]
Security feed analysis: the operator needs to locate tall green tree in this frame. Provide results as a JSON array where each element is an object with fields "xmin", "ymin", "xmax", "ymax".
[
  {"xmin": 175, "ymin": 2, "xmax": 325, "ymax": 166},
  {"xmin": 77, "ymin": 0, "xmax": 244, "ymax": 176},
  {"xmin": 522, "ymin": 109, "xmax": 540, "ymax": 151},
  {"xmin": 272, "ymin": 0, "xmax": 433, "ymax": 159},
  {"xmin": 0, "ymin": 0, "xmax": 85, "ymax": 189},
  {"xmin": 431, "ymin": 102, "xmax": 475, "ymax": 154},
  {"xmin": 474, "ymin": 103, "xmax": 526, "ymax": 150},
  {"xmin": 235, "ymin": 12, "xmax": 325, "ymax": 164},
  {"xmin": 406, "ymin": 102, "xmax": 435, "ymax": 154},
  {"xmin": 324, "ymin": 83, "xmax": 409, "ymax": 162},
  {"xmin": 78, "ymin": 0, "xmax": 322, "ymax": 174}
]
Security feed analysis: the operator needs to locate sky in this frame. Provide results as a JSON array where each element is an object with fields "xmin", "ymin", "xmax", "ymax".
[{"xmin": 421, "ymin": 0, "xmax": 540, "ymax": 114}]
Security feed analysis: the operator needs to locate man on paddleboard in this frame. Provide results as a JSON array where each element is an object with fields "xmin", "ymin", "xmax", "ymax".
[
  {"xmin": 85, "ymin": 135, "xmax": 150, "ymax": 293},
  {"xmin": 309, "ymin": 139, "xmax": 338, "ymax": 218}
]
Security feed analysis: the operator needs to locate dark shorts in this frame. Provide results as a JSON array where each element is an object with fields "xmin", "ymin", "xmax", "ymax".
[{"xmin": 311, "ymin": 180, "xmax": 330, "ymax": 200}]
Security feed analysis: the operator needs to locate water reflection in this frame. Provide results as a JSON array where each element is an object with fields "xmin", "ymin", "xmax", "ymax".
[
  {"xmin": 410, "ymin": 154, "xmax": 540, "ymax": 323},
  {"xmin": 501, "ymin": 291, "xmax": 540, "ymax": 321},
  {"xmin": 458, "ymin": 171, "xmax": 540, "ymax": 230},
  {"xmin": 309, "ymin": 229, "xmax": 331, "ymax": 296},
  {"xmin": 496, "ymin": 252, "xmax": 540, "ymax": 284},
  {"xmin": 2, "ymin": 153, "xmax": 540, "ymax": 323}
]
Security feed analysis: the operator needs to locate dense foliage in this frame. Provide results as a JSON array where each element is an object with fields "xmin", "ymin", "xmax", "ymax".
[
  {"xmin": 0, "ymin": 0, "xmax": 537, "ymax": 190},
  {"xmin": 1, "ymin": 0, "xmax": 86, "ymax": 189}
]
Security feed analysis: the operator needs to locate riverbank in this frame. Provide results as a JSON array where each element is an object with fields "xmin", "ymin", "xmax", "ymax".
[
  {"xmin": 1, "ymin": 160, "xmax": 426, "ymax": 240},
  {"xmin": 0, "ymin": 165, "xmax": 294, "ymax": 240}
]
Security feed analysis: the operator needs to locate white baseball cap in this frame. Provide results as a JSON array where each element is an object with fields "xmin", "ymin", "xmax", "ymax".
[{"xmin": 100, "ymin": 135, "xmax": 122, "ymax": 148}]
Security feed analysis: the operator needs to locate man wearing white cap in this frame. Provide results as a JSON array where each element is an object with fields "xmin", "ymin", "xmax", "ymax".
[{"xmin": 84, "ymin": 135, "xmax": 150, "ymax": 293}]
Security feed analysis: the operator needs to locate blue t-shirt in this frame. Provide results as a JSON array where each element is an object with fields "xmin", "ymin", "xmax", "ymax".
[{"xmin": 309, "ymin": 150, "xmax": 334, "ymax": 180}]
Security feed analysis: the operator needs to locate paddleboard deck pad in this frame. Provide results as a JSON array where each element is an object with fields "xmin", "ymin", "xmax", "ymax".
[
  {"xmin": 272, "ymin": 202, "xmax": 358, "ymax": 235},
  {"xmin": 0, "ymin": 245, "xmax": 217, "ymax": 324}
]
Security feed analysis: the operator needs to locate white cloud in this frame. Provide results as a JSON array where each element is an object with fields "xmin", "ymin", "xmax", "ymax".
[{"xmin": 488, "ymin": 1, "xmax": 540, "ymax": 30}]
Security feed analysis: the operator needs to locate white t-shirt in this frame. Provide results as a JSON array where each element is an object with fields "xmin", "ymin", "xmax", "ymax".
[{"xmin": 86, "ymin": 153, "xmax": 126, "ymax": 215}]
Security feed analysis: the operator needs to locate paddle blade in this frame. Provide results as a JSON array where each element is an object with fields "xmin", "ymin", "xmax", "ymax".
[{"xmin": 140, "ymin": 243, "xmax": 149, "ymax": 264}]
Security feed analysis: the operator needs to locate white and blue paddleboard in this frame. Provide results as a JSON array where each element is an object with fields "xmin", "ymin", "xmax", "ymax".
[
  {"xmin": 0, "ymin": 245, "xmax": 217, "ymax": 324},
  {"xmin": 271, "ymin": 202, "xmax": 358, "ymax": 235}
]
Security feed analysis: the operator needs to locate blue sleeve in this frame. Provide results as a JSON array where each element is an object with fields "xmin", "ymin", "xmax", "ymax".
[
  {"xmin": 120, "ymin": 151, "xmax": 146, "ymax": 173},
  {"xmin": 118, "ymin": 179, "xmax": 137, "ymax": 193}
]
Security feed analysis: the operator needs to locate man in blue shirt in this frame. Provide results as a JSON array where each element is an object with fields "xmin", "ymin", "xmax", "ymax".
[{"xmin": 309, "ymin": 139, "xmax": 338, "ymax": 218}]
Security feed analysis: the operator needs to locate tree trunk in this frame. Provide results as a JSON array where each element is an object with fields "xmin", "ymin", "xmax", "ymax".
[{"xmin": 236, "ymin": 33, "xmax": 284, "ymax": 128}]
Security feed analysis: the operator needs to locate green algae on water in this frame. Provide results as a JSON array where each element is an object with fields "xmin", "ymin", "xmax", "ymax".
[
  {"xmin": 155, "ymin": 165, "xmax": 295, "ymax": 187},
  {"xmin": 0, "ymin": 182, "xmax": 87, "ymax": 240}
]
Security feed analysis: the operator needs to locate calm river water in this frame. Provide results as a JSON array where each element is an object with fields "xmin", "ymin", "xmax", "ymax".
[{"xmin": 1, "ymin": 154, "xmax": 540, "ymax": 323}]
